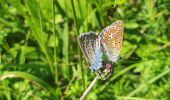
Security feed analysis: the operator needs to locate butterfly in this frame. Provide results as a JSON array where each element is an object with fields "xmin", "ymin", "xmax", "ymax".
[{"xmin": 79, "ymin": 20, "xmax": 124, "ymax": 80}]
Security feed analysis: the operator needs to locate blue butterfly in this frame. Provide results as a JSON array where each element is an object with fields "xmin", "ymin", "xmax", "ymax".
[{"xmin": 79, "ymin": 20, "xmax": 124, "ymax": 80}]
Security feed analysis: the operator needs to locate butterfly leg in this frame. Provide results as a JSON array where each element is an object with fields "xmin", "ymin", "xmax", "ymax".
[
  {"xmin": 98, "ymin": 70, "xmax": 107, "ymax": 80},
  {"xmin": 94, "ymin": 70, "xmax": 105, "ymax": 80},
  {"xmin": 94, "ymin": 63, "xmax": 113, "ymax": 80},
  {"xmin": 94, "ymin": 69, "xmax": 111, "ymax": 80}
]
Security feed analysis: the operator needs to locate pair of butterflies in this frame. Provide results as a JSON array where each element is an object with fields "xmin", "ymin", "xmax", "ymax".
[{"xmin": 79, "ymin": 20, "xmax": 124, "ymax": 80}]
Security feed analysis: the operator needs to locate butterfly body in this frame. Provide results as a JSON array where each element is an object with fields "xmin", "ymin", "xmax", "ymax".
[{"xmin": 79, "ymin": 20, "xmax": 124, "ymax": 80}]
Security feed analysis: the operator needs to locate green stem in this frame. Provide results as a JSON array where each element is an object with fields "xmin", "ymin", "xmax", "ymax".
[
  {"xmin": 52, "ymin": 0, "xmax": 59, "ymax": 99},
  {"xmin": 70, "ymin": 0, "xmax": 85, "ymax": 91},
  {"xmin": 37, "ymin": 4, "xmax": 54, "ymax": 74},
  {"xmin": 52, "ymin": 0, "xmax": 58, "ymax": 85},
  {"xmin": 128, "ymin": 67, "xmax": 170, "ymax": 96}
]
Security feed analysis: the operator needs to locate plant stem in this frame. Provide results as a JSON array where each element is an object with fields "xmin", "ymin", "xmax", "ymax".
[
  {"xmin": 52, "ymin": 0, "xmax": 58, "ymax": 84},
  {"xmin": 70, "ymin": 0, "xmax": 85, "ymax": 91},
  {"xmin": 80, "ymin": 76, "xmax": 98, "ymax": 100},
  {"xmin": 128, "ymin": 67, "xmax": 170, "ymax": 96},
  {"xmin": 52, "ymin": 0, "xmax": 59, "ymax": 99}
]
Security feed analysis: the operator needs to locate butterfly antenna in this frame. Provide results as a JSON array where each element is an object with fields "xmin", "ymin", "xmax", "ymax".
[{"xmin": 80, "ymin": 76, "xmax": 98, "ymax": 100}]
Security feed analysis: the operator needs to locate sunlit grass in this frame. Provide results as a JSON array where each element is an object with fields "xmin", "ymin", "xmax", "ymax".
[{"xmin": 0, "ymin": 0, "xmax": 170, "ymax": 99}]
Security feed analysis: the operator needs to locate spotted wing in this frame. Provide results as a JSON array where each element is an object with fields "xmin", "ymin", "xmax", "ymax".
[
  {"xmin": 79, "ymin": 32, "xmax": 103, "ymax": 71},
  {"xmin": 100, "ymin": 20, "xmax": 124, "ymax": 62}
]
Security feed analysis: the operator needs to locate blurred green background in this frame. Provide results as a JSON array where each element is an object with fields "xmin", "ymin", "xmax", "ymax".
[{"xmin": 0, "ymin": 0, "xmax": 170, "ymax": 99}]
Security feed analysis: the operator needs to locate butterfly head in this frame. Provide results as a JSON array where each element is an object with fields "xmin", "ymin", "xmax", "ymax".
[{"xmin": 105, "ymin": 63, "xmax": 113, "ymax": 71}]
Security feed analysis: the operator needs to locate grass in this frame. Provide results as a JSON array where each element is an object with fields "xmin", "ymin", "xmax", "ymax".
[{"xmin": 0, "ymin": 0, "xmax": 170, "ymax": 99}]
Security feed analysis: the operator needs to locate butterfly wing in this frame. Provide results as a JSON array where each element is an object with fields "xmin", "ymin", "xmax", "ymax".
[
  {"xmin": 100, "ymin": 20, "xmax": 124, "ymax": 62},
  {"xmin": 79, "ymin": 32, "xmax": 103, "ymax": 72}
]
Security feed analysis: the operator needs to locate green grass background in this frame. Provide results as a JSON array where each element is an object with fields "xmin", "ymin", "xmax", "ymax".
[{"xmin": 0, "ymin": 0, "xmax": 170, "ymax": 99}]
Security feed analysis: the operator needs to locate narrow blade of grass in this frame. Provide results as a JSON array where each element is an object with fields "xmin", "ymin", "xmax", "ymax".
[
  {"xmin": 128, "ymin": 67, "xmax": 170, "ymax": 96},
  {"xmin": 70, "ymin": 0, "xmax": 85, "ymax": 91},
  {"xmin": 0, "ymin": 71, "xmax": 55, "ymax": 96}
]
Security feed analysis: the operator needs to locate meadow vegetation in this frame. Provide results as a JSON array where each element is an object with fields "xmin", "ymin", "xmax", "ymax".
[{"xmin": 0, "ymin": 0, "xmax": 170, "ymax": 99}]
